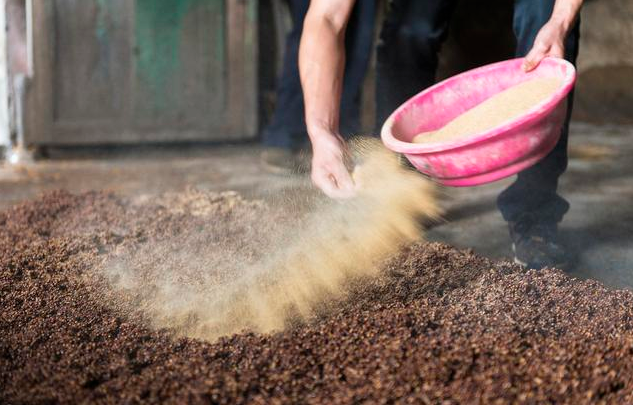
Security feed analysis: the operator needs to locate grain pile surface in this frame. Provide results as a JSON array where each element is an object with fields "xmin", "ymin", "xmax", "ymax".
[
  {"xmin": 97, "ymin": 140, "xmax": 440, "ymax": 340},
  {"xmin": 413, "ymin": 77, "xmax": 561, "ymax": 144},
  {"xmin": 2, "ymin": 190, "xmax": 633, "ymax": 404}
]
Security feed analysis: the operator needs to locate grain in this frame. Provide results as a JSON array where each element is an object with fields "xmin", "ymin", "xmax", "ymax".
[
  {"xmin": 412, "ymin": 77, "xmax": 562, "ymax": 144},
  {"xmin": 101, "ymin": 139, "xmax": 441, "ymax": 340},
  {"xmin": 3, "ymin": 191, "xmax": 633, "ymax": 404}
]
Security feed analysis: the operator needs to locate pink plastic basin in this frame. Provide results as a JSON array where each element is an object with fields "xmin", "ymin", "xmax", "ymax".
[{"xmin": 381, "ymin": 57, "xmax": 576, "ymax": 186}]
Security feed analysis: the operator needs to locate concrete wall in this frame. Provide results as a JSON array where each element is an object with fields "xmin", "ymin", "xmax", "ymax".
[{"xmin": 574, "ymin": 0, "xmax": 633, "ymax": 124}]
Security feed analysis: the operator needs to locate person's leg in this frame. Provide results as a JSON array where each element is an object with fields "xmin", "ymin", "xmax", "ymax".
[
  {"xmin": 261, "ymin": 0, "xmax": 309, "ymax": 150},
  {"xmin": 265, "ymin": 0, "xmax": 376, "ymax": 154},
  {"xmin": 498, "ymin": 0, "xmax": 580, "ymax": 267},
  {"xmin": 339, "ymin": 0, "xmax": 376, "ymax": 138},
  {"xmin": 375, "ymin": 0, "xmax": 458, "ymax": 131}
]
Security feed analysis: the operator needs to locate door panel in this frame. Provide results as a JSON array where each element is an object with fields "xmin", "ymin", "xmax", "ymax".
[
  {"xmin": 52, "ymin": 0, "xmax": 132, "ymax": 123},
  {"xmin": 26, "ymin": 0, "xmax": 257, "ymax": 145}
]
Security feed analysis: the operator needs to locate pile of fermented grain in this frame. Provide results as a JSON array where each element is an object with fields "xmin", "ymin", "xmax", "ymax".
[
  {"xmin": 413, "ymin": 77, "xmax": 561, "ymax": 144},
  {"xmin": 3, "ymin": 189, "xmax": 633, "ymax": 404},
  {"xmin": 102, "ymin": 139, "xmax": 441, "ymax": 340}
]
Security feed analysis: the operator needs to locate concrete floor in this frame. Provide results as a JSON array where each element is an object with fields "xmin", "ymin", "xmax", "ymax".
[
  {"xmin": 428, "ymin": 123, "xmax": 633, "ymax": 289},
  {"xmin": 1, "ymin": 123, "xmax": 632, "ymax": 288}
]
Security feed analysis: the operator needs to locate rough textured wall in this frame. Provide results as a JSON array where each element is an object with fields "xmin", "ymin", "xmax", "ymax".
[{"xmin": 574, "ymin": 0, "xmax": 633, "ymax": 124}]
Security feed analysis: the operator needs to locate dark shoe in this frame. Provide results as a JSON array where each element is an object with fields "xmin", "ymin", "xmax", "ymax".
[
  {"xmin": 261, "ymin": 147, "xmax": 301, "ymax": 174},
  {"xmin": 508, "ymin": 217, "xmax": 569, "ymax": 270}
]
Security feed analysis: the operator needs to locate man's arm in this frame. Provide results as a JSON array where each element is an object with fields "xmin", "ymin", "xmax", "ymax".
[
  {"xmin": 523, "ymin": 0, "xmax": 584, "ymax": 71},
  {"xmin": 299, "ymin": 0, "xmax": 356, "ymax": 199}
]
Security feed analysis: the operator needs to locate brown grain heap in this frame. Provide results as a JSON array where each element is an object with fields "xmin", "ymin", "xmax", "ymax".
[{"xmin": 2, "ymin": 190, "xmax": 633, "ymax": 404}]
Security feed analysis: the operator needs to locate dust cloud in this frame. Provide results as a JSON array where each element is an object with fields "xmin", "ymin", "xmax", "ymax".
[{"xmin": 103, "ymin": 138, "xmax": 441, "ymax": 340}]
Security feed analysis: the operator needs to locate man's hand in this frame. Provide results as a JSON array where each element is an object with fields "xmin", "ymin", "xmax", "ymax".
[
  {"xmin": 522, "ymin": 20, "xmax": 566, "ymax": 71},
  {"xmin": 522, "ymin": 0, "xmax": 583, "ymax": 72},
  {"xmin": 299, "ymin": 0, "xmax": 356, "ymax": 199},
  {"xmin": 310, "ymin": 131, "xmax": 356, "ymax": 199}
]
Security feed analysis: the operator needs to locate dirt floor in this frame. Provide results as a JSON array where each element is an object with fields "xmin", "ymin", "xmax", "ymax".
[{"xmin": 2, "ymin": 190, "xmax": 633, "ymax": 404}]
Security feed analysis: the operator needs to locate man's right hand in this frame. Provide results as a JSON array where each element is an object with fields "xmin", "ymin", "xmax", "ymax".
[
  {"xmin": 310, "ymin": 131, "xmax": 356, "ymax": 199},
  {"xmin": 299, "ymin": 0, "xmax": 357, "ymax": 199}
]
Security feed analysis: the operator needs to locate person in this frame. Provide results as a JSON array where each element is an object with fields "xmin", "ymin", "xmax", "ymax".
[
  {"xmin": 299, "ymin": 0, "xmax": 583, "ymax": 269},
  {"xmin": 261, "ymin": 0, "xmax": 376, "ymax": 173}
]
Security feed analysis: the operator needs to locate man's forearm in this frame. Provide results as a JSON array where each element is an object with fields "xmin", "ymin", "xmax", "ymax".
[
  {"xmin": 298, "ymin": 1, "xmax": 355, "ymax": 143},
  {"xmin": 550, "ymin": 0, "xmax": 583, "ymax": 33}
]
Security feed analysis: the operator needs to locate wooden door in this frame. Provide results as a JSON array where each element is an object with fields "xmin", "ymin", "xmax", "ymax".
[{"xmin": 25, "ymin": 0, "xmax": 257, "ymax": 145}]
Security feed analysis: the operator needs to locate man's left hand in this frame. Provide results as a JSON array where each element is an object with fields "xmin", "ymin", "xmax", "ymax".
[{"xmin": 522, "ymin": 20, "xmax": 566, "ymax": 72}]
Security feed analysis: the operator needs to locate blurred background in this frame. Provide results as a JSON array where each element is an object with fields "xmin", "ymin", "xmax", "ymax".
[
  {"xmin": 0, "ymin": 0, "xmax": 631, "ymax": 285},
  {"xmin": 0, "ymin": 0, "xmax": 630, "ymax": 153}
]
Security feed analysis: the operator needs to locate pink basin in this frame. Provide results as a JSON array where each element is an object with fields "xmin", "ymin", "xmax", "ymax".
[{"xmin": 381, "ymin": 57, "xmax": 576, "ymax": 186}]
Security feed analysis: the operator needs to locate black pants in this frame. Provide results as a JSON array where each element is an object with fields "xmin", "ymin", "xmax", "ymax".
[
  {"xmin": 376, "ymin": 0, "xmax": 580, "ymax": 226},
  {"xmin": 262, "ymin": 0, "xmax": 376, "ymax": 150}
]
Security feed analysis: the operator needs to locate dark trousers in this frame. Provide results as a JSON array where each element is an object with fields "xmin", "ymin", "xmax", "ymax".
[
  {"xmin": 376, "ymin": 0, "xmax": 580, "ymax": 226},
  {"xmin": 262, "ymin": 0, "xmax": 376, "ymax": 150}
]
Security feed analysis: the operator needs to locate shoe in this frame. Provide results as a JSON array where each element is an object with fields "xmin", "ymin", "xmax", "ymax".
[
  {"xmin": 261, "ymin": 147, "xmax": 301, "ymax": 174},
  {"xmin": 508, "ymin": 217, "xmax": 569, "ymax": 270}
]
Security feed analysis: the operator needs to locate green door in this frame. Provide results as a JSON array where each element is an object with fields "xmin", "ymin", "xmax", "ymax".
[{"xmin": 26, "ymin": 0, "xmax": 258, "ymax": 145}]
